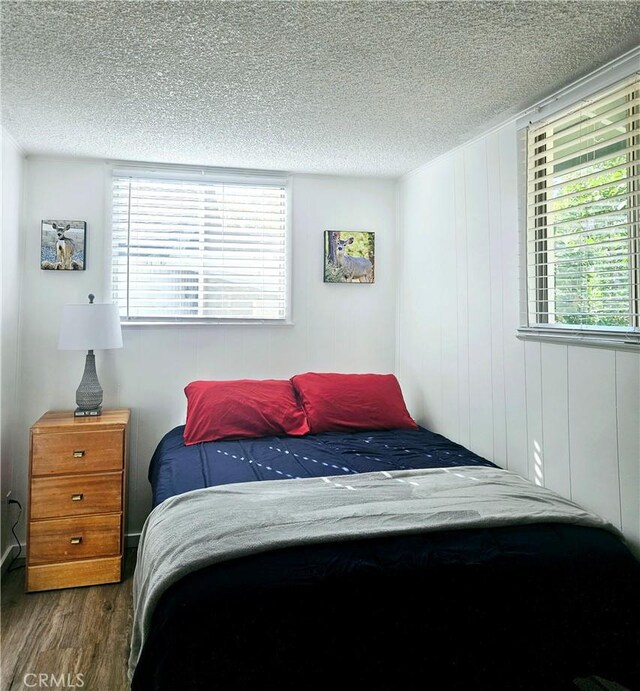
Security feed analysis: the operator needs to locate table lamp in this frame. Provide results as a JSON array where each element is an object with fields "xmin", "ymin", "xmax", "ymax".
[{"xmin": 58, "ymin": 293, "xmax": 123, "ymax": 417}]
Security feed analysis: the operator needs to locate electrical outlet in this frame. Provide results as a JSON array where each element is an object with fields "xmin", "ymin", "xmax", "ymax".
[{"xmin": 5, "ymin": 491, "xmax": 20, "ymax": 508}]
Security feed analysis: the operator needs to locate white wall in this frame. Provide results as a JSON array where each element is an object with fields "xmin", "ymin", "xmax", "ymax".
[
  {"xmin": 11, "ymin": 159, "xmax": 397, "ymax": 535},
  {"xmin": 397, "ymin": 123, "xmax": 640, "ymax": 554},
  {"xmin": 1, "ymin": 131, "xmax": 24, "ymax": 560}
]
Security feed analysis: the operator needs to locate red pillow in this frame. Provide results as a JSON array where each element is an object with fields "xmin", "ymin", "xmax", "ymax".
[
  {"xmin": 290, "ymin": 372, "xmax": 417, "ymax": 434},
  {"xmin": 183, "ymin": 379, "xmax": 310, "ymax": 445}
]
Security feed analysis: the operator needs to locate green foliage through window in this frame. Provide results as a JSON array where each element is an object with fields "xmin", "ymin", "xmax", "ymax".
[{"xmin": 527, "ymin": 78, "xmax": 639, "ymax": 332}]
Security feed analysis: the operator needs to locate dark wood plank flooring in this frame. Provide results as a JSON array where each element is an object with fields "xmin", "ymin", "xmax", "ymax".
[{"xmin": 1, "ymin": 550, "xmax": 135, "ymax": 691}]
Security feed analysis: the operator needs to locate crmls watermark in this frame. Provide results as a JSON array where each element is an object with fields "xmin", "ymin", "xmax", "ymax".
[{"xmin": 23, "ymin": 673, "xmax": 85, "ymax": 688}]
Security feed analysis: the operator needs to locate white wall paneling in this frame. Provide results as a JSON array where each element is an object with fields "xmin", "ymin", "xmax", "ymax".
[
  {"xmin": 465, "ymin": 141, "xmax": 493, "ymax": 462},
  {"xmin": 498, "ymin": 126, "xmax": 529, "ymax": 480},
  {"xmin": 423, "ymin": 164, "xmax": 443, "ymax": 434},
  {"xmin": 524, "ymin": 340, "xmax": 544, "ymax": 486},
  {"xmin": 1, "ymin": 131, "xmax": 24, "ymax": 559},
  {"xmin": 453, "ymin": 154, "xmax": 471, "ymax": 449},
  {"xmin": 397, "ymin": 121, "xmax": 640, "ymax": 554},
  {"xmin": 567, "ymin": 348, "xmax": 620, "ymax": 527},
  {"xmin": 435, "ymin": 158, "xmax": 458, "ymax": 444},
  {"xmin": 540, "ymin": 344, "xmax": 571, "ymax": 498},
  {"xmin": 616, "ymin": 351, "xmax": 640, "ymax": 546},
  {"xmin": 10, "ymin": 161, "xmax": 397, "ymax": 535},
  {"xmin": 396, "ymin": 169, "xmax": 429, "ymax": 426},
  {"xmin": 486, "ymin": 132, "xmax": 507, "ymax": 468}
]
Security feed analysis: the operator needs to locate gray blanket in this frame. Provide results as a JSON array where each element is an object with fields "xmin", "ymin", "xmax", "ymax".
[{"xmin": 129, "ymin": 466, "xmax": 618, "ymax": 678}]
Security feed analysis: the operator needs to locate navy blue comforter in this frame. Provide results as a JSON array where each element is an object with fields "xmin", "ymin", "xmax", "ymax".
[
  {"xmin": 150, "ymin": 425, "xmax": 497, "ymax": 506},
  {"xmin": 135, "ymin": 426, "xmax": 640, "ymax": 691}
]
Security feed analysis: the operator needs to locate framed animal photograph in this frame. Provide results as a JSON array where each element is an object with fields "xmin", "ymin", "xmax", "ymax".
[
  {"xmin": 41, "ymin": 220, "xmax": 86, "ymax": 270},
  {"xmin": 324, "ymin": 230, "xmax": 374, "ymax": 283}
]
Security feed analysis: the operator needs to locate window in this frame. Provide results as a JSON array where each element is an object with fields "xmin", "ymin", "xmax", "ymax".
[
  {"xmin": 525, "ymin": 76, "xmax": 639, "ymax": 343},
  {"xmin": 111, "ymin": 171, "xmax": 288, "ymax": 323}
]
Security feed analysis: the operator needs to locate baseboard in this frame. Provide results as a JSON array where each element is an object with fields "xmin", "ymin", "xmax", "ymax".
[
  {"xmin": 1, "ymin": 544, "xmax": 21, "ymax": 578},
  {"xmin": 126, "ymin": 532, "xmax": 141, "ymax": 549}
]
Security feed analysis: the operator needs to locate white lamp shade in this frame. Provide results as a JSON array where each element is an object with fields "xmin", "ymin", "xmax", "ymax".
[{"xmin": 58, "ymin": 302, "xmax": 123, "ymax": 351}]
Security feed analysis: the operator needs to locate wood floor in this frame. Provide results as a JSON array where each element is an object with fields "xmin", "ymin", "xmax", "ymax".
[{"xmin": 1, "ymin": 550, "xmax": 136, "ymax": 691}]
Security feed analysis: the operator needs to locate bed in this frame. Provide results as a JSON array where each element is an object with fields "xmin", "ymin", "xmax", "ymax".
[{"xmin": 130, "ymin": 376, "xmax": 640, "ymax": 691}]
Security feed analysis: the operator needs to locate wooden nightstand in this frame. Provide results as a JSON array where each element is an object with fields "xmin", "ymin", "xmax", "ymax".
[{"xmin": 26, "ymin": 409, "xmax": 130, "ymax": 592}]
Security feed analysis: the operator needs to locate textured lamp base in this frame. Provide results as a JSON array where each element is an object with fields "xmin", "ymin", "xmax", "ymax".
[
  {"xmin": 74, "ymin": 407, "xmax": 102, "ymax": 417},
  {"xmin": 75, "ymin": 349, "xmax": 104, "ymax": 416}
]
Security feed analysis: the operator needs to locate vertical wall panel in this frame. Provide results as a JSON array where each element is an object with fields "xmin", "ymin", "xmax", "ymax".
[
  {"xmin": 408, "ymin": 168, "xmax": 432, "ymax": 424},
  {"xmin": 524, "ymin": 340, "xmax": 544, "ymax": 485},
  {"xmin": 453, "ymin": 152, "xmax": 471, "ymax": 447},
  {"xmin": 499, "ymin": 126, "xmax": 528, "ymax": 478},
  {"xmin": 486, "ymin": 131, "xmax": 507, "ymax": 467},
  {"xmin": 1, "ymin": 133, "xmax": 24, "ymax": 558},
  {"xmin": 396, "ymin": 169, "xmax": 430, "ymax": 423},
  {"xmin": 568, "ymin": 348, "xmax": 620, "ymax": 527},
  {"xmin": 616, "ymin": 351, "xmax": 640, "ymax": 547},
  {"xmin": 464, "ymin": 142, "xmax": 494, "ymax": 460},
  {"xmin": 437, "ymin": 160, "xmax": 460, "ymax": 443},
  {"xmin": 540, "ymin": 343, "xmax": 571, "ymax": 498},
  {"xmin": 420, "ymin": 168, "xmax": 441, "ymax": 431}
]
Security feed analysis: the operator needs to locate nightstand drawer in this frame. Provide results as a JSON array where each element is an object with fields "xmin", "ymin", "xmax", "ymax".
[
  {"xmin": 29, "ymin": 514, "xmax": 121, "ymax": 564},
  {"xmin": 32, "ymin": 429, "xmax": 124, "ymax": 476},
  {"xmin": 30, "ymin": 473, "xmax": 123, "ymax": 519}
]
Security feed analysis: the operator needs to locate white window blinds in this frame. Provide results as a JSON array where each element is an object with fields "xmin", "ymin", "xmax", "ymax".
[
  {"xmin": 111, "ymin": 173, "xmax": 288, "ymax": 322},
  {"xmin": 526, "ymin": 75, "xmax": 640, "ymax": 337}
]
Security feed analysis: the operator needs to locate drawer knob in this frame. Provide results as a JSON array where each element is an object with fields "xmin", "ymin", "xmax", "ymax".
[
  {"xmin": 70, "ymin": 537, "xmax": 83, "ymax": 545},
  {"xmin": 71, "ymin": 493, "xmax": 84, "ymax": 502},
  {"xmin": 73, "ymin": 450, "xmax": 86, "ymax": 458}
]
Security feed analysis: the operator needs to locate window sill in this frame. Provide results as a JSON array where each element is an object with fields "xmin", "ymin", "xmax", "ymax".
[
  {"xmin": 121, "ymin": 320, "xmax": 294, "ymax": 327},
  {"xmin": 517, "ymin": 327, "xmax": 640, "ymax": 351}
]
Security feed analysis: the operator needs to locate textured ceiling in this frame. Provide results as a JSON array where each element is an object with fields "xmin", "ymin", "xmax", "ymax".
[{"xmin": 1, "ymin": 1, "xmax": 639, "ymax": 177}]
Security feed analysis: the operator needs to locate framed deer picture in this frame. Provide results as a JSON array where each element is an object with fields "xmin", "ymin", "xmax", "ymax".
[
  {"xmin": 41, "ymin": 220, "xmax": 86, "ymax": 270},
  {"xmin": 324, "ymin": 231, "xmax": 375, "ymax": 283}
]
